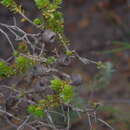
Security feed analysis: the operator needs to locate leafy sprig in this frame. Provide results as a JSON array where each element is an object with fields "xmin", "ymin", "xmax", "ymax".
[
  {"xmin": 28, "ymin": 78, "xmax": 74, "ymax": 117},
  {"xmin": 34, "ymin": 0, "xmax": 64, "ymax": 32},
  {"xmin": 0, "ymin": 60, "xmax": 15, "ymax": 77}
]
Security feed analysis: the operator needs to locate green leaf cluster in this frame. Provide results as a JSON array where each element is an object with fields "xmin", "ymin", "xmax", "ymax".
[
  {"xmin": 1, "ymin": 0, "xmax": 23, "ymax": 13},
  {"xmin": 34, "ymin": 0, "xmax": 50, "ymax": 9},
  {"xmin": 51, "ymin": 78, "xmax": 74, "ymax": 104},
  {"xmin": 0, "ymin": 61, "xmax": 15, "ymax": 78},
  {"xmin": 28, "ymin": 105, "xmax": 44, "ymax": 117},
  {"xmin": 55, "ymin": 0, "xmax": 62, "ymax": 5},
  {"xmin": 28, "ymin": 78, "xmax": 74, "ymax": 117},
  {"xmin": 59, "ymin": 84, "xmax": 74, "ymax": 104},
  {"xmin": 34, "ymin": 0, "xmax": 64, "ymax": 33},
  {"xmin": 15, "ymin": 56, "xmax": 34, "ymax": 73},
  {"xmin": 33, "ymin": 18, "xmax": 42, "ymax": 25},
  {"xmin": 17, "ymin": 42, "xmax": 28, "ymax": 53},
  {"xmin": 1, "ymin": 0, "xmax": 12, "ymax": 7},
  {"xmin": 46, "ymin": 56, "xmax": 56, "ymax": 64},
  {"xmin": 51, "ymin": 78, "xmax": 62, "ymax": 91},
  {"xmin": 0, "ymin": 55, "xmax": 35, "ymax": 78},
  {"xmin": 28, "ymin": 95, "xmax": 60, "ymax": 117},
  {"xmin": 66, "ymin": 50, "xmax": 74, "ymax": 56}
]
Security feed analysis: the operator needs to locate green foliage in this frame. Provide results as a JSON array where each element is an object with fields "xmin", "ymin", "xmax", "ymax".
[
  {"xmin": 28, "ymin": 105, "xmax": 44, "ymax": 117},
  {"xmin": 55, "ymin": 0, "xmax": 62, "ymax": 5},
  {"xmin": 28, "ymin": 105, "xmax": 36, "ymax": 113},
  {"xmin": 0, "ymin": 55, "xmax": 35, "ymax": 78},
  {"xmin": 1, "ymin": 0, "xmax": 12, "ymax": 6},
  {"xmin": 34, "ymin": 0, "xmax": 64, "ymax": 33},
  {"xmin": 0, "ymin": 61, "xmax": 15, "ymax": 77},
  {"xmin": 17, "ymin": 42, "xmax": 28, "ymax": 53},
  {"xmin": 13, "ymin": 51, "xmax": 20, "ymax": 57},
  {"xmin": 51, "ymin": 78, "xmax": 62, "ymax": 91},
  {"xmin": 1, "ymin": 0, "xmax": 64, "ymax": 32},
  {"xmin": 60, "ymin": 84, "xmax": 74, "ymax": 104},
  {"xmin": 46, "ymin": 56, "xmax": 56, "ymax": 64},
  {"xmin": 51, "ymin": 78, "xmax": 74, "ymax": 104},
  {"xmin": 33, "ymin": 18, "xmax": 42, "ymax": 25},
  {"xmin": 34, "ymin": 0, "xmax": 50, "ymax": 9},
  {"xmin": 1, "ymin": 0, "xmax": 22, "ymax": 13},
  {"xmin": 28, "ymin": 82, "xmax": 74, "ymax": 117},
  {"xmin": 28, "ymin": 95, "xmax": 60, "ymax": 117},
  {"xmin": 66, "ymin": 50, "xmax": 73, "ymax": 56},
  {"xmin": 28, "ymin": 78, "xmax": 74, "ymax": 117},
  {"xmin": 0, "ymin": 0, "xmax": 113, "ymax": 127},
  {"xmin": 15, "ymin": 56, "xmax": 34, "ymax": 73}
]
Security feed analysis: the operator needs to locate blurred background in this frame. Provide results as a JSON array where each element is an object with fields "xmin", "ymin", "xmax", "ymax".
[
  {"xmin": 64, "ymin": 0, "xmax": 130, "ymax": 129},
  {"xmin": 0, "ymin": 0, "xmax": 130, "ymax": 129}
]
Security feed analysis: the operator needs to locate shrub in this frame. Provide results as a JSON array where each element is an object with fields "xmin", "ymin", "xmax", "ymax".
[{"xmin": 0, "ymin": 0, "xmax": 113, "ymax": 129}]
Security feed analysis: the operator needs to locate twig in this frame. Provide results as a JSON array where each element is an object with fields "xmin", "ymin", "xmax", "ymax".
[
  {"xmin": 18, "ymin": 11, "xmax": 40, "ymax": 28},
  {"xmin": 0, "ymin": 108, "xmax": 20, "ymax": 120},
  {"xmin": 75, "ymin": 52, "xmax": 97, "ymax": 64},
  {"xmin": 67, "ymin": 107, "xmax": 70, "ymax": 130},
  {"xmin": 97, "ymin": 118, "xmax": 114, "ymax": 130},
  {"xmin": 0, "ymin": 28, "xmax": 15, "ymax": 52},
  {"xmin": 88, "ymin": 113, "xmax": 114, "ymax": 130},
  {"xmin": 38, "ymin": 121, "xmax": 62, "ymax": 129},
  {"xmin": 87, "ymin": 112, "xmax": 93, "ymax": 130},
  {"xmin": 17, "ymin": 115, "xmax": 30, "ymax": 130},
  {"xmin": 0, "ymin": 108, "xmax": 36, "ymax": 130},
  {"xmin": 45, "ymin": 110, "xmax": 57, "ymax": 130}
]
